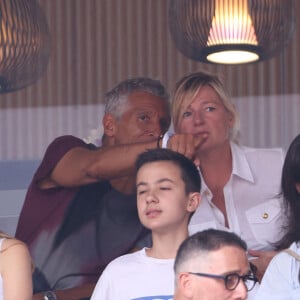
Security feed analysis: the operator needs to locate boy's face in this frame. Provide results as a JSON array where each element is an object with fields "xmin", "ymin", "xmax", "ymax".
[{"xmin": 136, "ymin": 161, "xmax": 199, "ymax": 233}]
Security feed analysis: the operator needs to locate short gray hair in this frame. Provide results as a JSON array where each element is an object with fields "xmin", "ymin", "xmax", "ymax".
[
  {"xmin": 105, "ymin": 77, "xmax": 170, "ymax": 119},
  {"xmin": 174, "ymin": 229, "xmax": 247, "ymax": 286}
]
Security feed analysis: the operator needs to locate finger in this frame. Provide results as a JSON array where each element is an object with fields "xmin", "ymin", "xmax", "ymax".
[
  {"xmin": 194, "ymin": 133, "xmax": 208, "ymax": 149},
  {"xmin": 193, "ymin": 157, "xmax": 201, "ymax": 167},
  {"xmin": 248, "ymin": 249, "xmax": 262, "ymax": 257}
]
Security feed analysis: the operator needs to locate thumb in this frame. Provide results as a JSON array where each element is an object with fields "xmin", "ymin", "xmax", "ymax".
[{"xmin": 193, "ymin": 157, "xmax": 201, "ymax": 168}]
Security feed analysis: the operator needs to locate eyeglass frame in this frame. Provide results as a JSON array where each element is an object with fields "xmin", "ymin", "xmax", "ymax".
[{"xmin": 188, "ymin": 271, "xmax": 258, "ymax": 291}]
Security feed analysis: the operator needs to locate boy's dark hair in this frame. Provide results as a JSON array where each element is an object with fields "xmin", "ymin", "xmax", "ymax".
[{"xmin": 135, "ymin": 148, "xmax": 201, "ymax": 194}]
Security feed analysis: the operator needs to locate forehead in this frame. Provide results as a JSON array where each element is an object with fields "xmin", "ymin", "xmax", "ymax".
[
  {"xmin": 126, "ymin": 91, "xmax": 168, "ymax": 112},
  {"xmin": 190, "ymin": 86, "xmax": 223, "ymax": 106},
  {"xmin": 200, "ymin": 246, "xmax": 248, "ymax": 273},
  {"xmin": 137, "ymin": 161, "xmax": 182, "ymax": 181}
]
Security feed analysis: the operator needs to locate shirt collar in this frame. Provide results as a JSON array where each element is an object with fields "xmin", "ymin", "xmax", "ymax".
[{"xmin": 231, "ymin": 142, "xmax": 254, "ymax": 183}]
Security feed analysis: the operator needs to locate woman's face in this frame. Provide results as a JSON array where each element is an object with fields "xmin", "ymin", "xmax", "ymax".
[{"xmin": 176, "ymin": 85, "xmax": 233, "ymax": 153}]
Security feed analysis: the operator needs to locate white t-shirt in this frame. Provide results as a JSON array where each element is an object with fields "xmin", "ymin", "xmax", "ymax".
[
  {"xmin": 189, "ymin": 142, "xmax": 285, "ymax": 251},
  {"xmin": 91, "ymin": 248, "xmax": 174, "ymax": 300},
  {"xmin": 255, "ymin": 242, "xmax": 300, "ymax": 300}
]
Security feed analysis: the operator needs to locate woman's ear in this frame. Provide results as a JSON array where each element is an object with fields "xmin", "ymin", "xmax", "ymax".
[
  {"xmin": 102, "ymin": 113, "xmax": 116, "ymax": 137},
  {"xmin": 187, "ymin": 192, "xmax": 201, "ymax": 212},
  {"xmin": 227, "ymin": 111, "xmax": 234, "ymax": 129}
]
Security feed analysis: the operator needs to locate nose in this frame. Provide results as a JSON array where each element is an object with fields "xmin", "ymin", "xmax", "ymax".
[
  {"xmin": 233, "ymin": 280, "xmax": 248, "ymax": 300},
  {"xmin": 194, "ymin": 110, "xmax": 205, "ymax": 125},
  {"xmin": 146, "ymin": 190, "xmax": 159, "ymax": 204},
  {"xmin": 145, "ymin": 118, "xmax": 162, "ymax": 138}
]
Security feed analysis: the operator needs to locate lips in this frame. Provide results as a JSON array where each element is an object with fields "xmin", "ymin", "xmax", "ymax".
[
  {"xmin": 195, "ymin": 131, "xmax": 209, "ymax": 138},
  {"xmin": 145, "ymin": 208, "xmax": 162, "ymax": 218}
]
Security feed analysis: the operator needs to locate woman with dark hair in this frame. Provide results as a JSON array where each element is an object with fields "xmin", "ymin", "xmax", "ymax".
[{"xmin": 255, "ymin": 134, "xmax": 300, "ymax": 299}]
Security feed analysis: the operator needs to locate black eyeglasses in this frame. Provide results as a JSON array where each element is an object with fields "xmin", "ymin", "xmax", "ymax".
[{"xmin": 188, "ymin": 272, "xmax": 258, "ymax": 291}]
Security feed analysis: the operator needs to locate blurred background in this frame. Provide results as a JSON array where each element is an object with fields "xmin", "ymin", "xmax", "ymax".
[{"xmin": 0, "ymin": 0, "xmax": 299, "ymax": 160}]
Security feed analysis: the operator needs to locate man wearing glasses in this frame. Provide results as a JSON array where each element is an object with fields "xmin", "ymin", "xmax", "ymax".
[{"xmin": 173, "ymin": 229, "xmax": 258, "ymax": 300}]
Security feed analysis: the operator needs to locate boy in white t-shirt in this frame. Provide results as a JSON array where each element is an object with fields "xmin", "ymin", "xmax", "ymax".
[{"xmin": 90, "ymin": 148, "xmax": 201, "ymax": 300}]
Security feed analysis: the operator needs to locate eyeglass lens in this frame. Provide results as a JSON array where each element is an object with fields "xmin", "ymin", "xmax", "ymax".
[{"xmin": 225, "ymin": 274, "xmax": 256, "ymax": 291}]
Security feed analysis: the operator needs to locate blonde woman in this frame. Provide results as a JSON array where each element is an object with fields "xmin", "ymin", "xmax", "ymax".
[
  {"xmin": 0, "ymin": 231, "xmax": 32, "ymax": 300},
  {"xmin": 169, "ymin": 71, "xmax": 286, "ymax": 284}
]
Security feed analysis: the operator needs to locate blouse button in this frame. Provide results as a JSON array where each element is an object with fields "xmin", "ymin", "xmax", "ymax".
[
  {"xmin": 204, "ymin": 190, "xmax": 210, "ymax": 197},
  {"xmin": 262, "ymin": 213, "xmax": 269, "ymax": 219}
]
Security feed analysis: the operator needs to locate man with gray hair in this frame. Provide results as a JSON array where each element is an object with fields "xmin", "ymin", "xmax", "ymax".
[
  {"xmin": 174, "ymin": 229, "xmax": 258, "ymax": 300},
  {"xmin": 15, "ymin": 77, "xmax": 202, "ymax": 300}
]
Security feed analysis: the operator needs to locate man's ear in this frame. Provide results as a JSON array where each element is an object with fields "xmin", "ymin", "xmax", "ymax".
[
  {"xmin": 102, "ymin": 113, "xmax": 116, "ymax": 137},
  {"xmin": 187, "ymin": 192, "xmax": 201, "ymax": 213},
  {"xmin": 177, "ymin": 272, "xmax": 194, "ymax": 298}
]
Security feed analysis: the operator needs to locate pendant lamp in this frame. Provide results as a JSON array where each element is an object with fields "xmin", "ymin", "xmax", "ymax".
[
  {"xmin": 0, "ymin": 0, "xmax": 51, "ymax": 93},
  {"xmin": 168, "ymin": 0, "xmax": 295, "ymax": 64}
]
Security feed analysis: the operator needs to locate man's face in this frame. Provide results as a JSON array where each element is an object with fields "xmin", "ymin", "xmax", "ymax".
[
  {"xmin": 183, "ymin": 246, "xmax": 249, "ymax": 300},
  {"xmin": 110, "ymin": 91, "xmax": 170, "ymax": 145}
]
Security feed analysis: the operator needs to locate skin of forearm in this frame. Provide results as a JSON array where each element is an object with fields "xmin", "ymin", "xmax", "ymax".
[{"xmin": 86, "ymin": 140, "xmax": 158, "ymax": 180}]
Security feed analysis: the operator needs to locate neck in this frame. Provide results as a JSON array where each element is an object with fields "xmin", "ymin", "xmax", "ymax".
[
  {"xmin": 199, "ymin": 142, "xmax": 232, "ymax": 188},
  {"xmin": 199, "ymin": 141, "xmax": 231, "ymax": 163},
  {"xmin": 146, "ymin": 227, "xmax": 189, "ymax": 259}
]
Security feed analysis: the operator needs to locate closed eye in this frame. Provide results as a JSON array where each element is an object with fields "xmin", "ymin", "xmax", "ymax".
[
  {"xmin": 137, "ymin": 189, "xmax": 147, "ymax": 195},
  {"xmin": 160, "ymin": 186, "xmax": 171, "ymax": 191}
]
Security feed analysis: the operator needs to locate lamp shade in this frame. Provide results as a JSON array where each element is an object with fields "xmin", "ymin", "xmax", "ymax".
[
  {"xmin": 0, "ymin": 0, "xmax": 51, "ymax": 93},
  {"xmin": 168, "ymin": 0, "xmax": 295, "ymax": 64}
]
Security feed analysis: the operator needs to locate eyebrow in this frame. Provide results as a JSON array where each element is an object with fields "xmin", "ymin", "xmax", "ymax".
[{"xmin": 136, "ymin": 178, "xmax": 175, "ymax": 188}]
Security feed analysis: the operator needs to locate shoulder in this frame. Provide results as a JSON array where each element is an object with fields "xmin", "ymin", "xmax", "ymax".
[
  {"xmin": 47, "ymin": 135, "xmax": 88, "ymax": 152},
  {"xmin": 41, "ymin": 135, "xmax": 88, "ymax": 162},
  {"xmin": 1, "ymin": 238, "xmax": 30, "ymax": 256},
  {"xmin": 268, "ymin": 243, "xmax": 299, "ymax": 273},
  {"xmin": 108, "ymin": 249, "xmax": 143, "ymax": 266},
  {"xmin": 233, "ymin": 143, "xmax": 284, "ymax": 168},
  {"xmin": 35, "ymin": 135, "xmax": 94, "ymax": 176},
  {"xmin": 0, "ymin": 238, "xmax": 31, "ymax": 271},
  {"xmin": 102, "ymin": 249, "xmax": 144, "ymax": 274}
]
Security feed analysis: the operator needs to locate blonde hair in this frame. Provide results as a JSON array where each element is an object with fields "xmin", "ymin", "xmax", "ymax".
[{"xmin": 172, "ymin": 71, "xmax": 240, "ymax": 143}]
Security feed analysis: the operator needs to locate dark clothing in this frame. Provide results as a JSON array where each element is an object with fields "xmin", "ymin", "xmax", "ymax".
[{"xmin": 15, "ymin": 135, "xmax": 150, "ymax": 292}]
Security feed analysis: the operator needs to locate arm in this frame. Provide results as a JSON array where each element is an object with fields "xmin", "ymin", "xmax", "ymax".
[
  {"xmin": 32, "ymin": 283, "xmax": 95, "ymax": 300},
  {"xmin": 42, "ymin": 134, "xmax": 204, "ymax": 188},
  {"xmin": 2, "ymin": 240, "xmax": 33, "ymax": 300},
  {"xmin": 248, "ymin": 249, "xmax": 278, "ymax": 282},
  {"xmin": 254, "ymin": 251, "xmax": 295, "ymax": 299}
]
